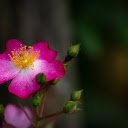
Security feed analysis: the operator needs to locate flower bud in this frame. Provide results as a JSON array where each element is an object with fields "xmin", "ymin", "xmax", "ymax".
[
  {"xmin": 0, "ymin": 104, "xmax": 4, "ymax": 114},
  {"xmin": 63, "ymin": 101, "xmax": 77, "ymax": 113},
  {"xmin": 67, "ymin": 44, "xmax": 80, "ymax": 58},
  {"xmin": 52, "ymin": 79, "xmax": 60, "ymax": 85},
  {"xmin": 64, "ymin": 64, "xmax": 68, "ymax": 70},
  {"xmin": 36, "ymin": 73, "xmax": 46, "ymax": 85},
  {"xmin": 71, "ymin": 90, "xmax": 83, "ymax": 101},
  {"xmin": 32, "ymin": 95, "xmax": 41, "ymax": 106}
]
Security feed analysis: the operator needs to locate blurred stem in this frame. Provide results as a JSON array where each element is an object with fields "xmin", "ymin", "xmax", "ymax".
[
  {"xmin": 37, "ymin": 80, "xmax": 54, "ymax": 118},
  {"xmin": 34, "ymin": 80, "xmax": 62, "ymax": 127},
  {"xmin": 37, "ymin": 110, "xmax": 64, "ymax": 128},
  {"xmin": 39, "ymin": 87, "xmax": 49, "ymax": 118},
  {"xmin": 63, "ymin": 55, "xmax": 72, "ymax": 63},
  {"xmin": 42, "ymin": 110, "xmax": 64, "ymax": 120},
  {"xmin": 16, "ymin": 97, "xmax": 36, "ymax": 127}
]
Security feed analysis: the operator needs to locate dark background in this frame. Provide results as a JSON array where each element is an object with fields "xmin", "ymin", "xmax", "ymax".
[{"xmin": 0, "ymin": 0, "xmax": 128, "ymax": 128}]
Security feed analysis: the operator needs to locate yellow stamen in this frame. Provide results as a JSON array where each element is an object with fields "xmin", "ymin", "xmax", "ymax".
[{"xmin": 8, "ymin": 44, "xmax": 40, "ymax": 68}]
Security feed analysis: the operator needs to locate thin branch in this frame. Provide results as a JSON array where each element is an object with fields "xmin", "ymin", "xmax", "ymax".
[
  {"xmin": 38, "ymin": 80, "xmax": 54, "ymax": 95},
  {"xmin": 16, "ymin": 98, "xmax": 35, "ymax": 127},
  {"xmin": 39, "ymin": 110, "xmax": 64, "ymax": 121},
  {"xmin": 63, "ymin": 56, "xmax": 72, "ymax": 63},
  {"xmin": 38, "ymin": 80, "xmax": 54, "ymax": 118},
  {"xmin": 39, "ymin": 88, "xmax": 49, "ymax": 118},
  {"xmin": 36, "ymin": 110, "xmax": 64, "ymax": 128}
]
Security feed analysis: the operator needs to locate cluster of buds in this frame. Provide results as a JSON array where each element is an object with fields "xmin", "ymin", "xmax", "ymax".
[
  {"xmin": 63, "ymin": 44, "xmax": 82, "ymax": 114},
  {"xmin": 63, "ymin": 90, "xmax": 83, "ymax": 113}
]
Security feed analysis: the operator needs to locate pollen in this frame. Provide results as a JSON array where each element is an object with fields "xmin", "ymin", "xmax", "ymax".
[{"xmin": 8, "ymin": 44, "xmax": 40, "ymax": 68}]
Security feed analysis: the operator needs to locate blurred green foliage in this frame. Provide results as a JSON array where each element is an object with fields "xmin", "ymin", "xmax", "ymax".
[{"xmin": 70, "ymin": 0, "xmax": 128, "ymax": 128}]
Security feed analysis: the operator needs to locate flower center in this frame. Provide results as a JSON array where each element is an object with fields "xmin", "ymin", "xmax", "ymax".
[{"xmin": 8, "ymin": 44, "xmax": 40, "ymax": 68}]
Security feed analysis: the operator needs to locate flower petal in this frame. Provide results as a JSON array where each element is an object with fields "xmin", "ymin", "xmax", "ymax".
[
  {"xmin": 0, "ymin": 39, "xmax": 23, "ymax": 60},
  {"xmin": 8, "ymin": 59, "xmax": 64, "ymax": 98},
  {"xmin": 0, "ymin": 52, "xmax": 9, "ymax": 60},
  {"xmin": 34, "ymin": 59, "xmax": 65, "ymax": 81},
  {"xmin": 4, "ymin": 104, "xmax": 33, "ymax": 128},
  {"xmin": 8, "ymin": 68, "xmax": 40, "ymax": 98},
  {"xmin": 6, "ymin": 39, "xmax": 23, "ymax": 52},
  {"xmin": 32, "ymin": 42, "xmax": 57, "ymax": 61},
  {"xmin": 0, "ymin": 60, "xmax": 20, "ymax": 84}
]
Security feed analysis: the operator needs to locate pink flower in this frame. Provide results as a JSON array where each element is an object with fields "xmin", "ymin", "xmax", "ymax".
[
  {"xmin": 0, "ymin": 39, "xmax": 65, "ymax": 98},
  {"xmin": 4, "ymin": 104, "xmax": 33, "ymax": 128}
]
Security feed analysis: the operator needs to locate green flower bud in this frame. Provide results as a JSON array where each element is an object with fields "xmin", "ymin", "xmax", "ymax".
[
  {"xmin": 64, "ymin": 64, "xmax": 68, "ymax": 70},
  {"xmin": 63, "ymin": 101, "xmax": 77, "ymax": 113},
  {"xmin": 71, "ymin": 90, "xmax": 83, "ymax": 101},
  {"xmin": 32, "ymin": 95, "xmax": 41, "ymax": 106},
  {"xmin": 36, "ymin": 73, "xmax": 46, "ymax": 85},
  {"xmin": 67, "ymin": 44, "xmax": 80, "ymax": 57},
  {"xmin": 0, "ymin": 104, "xmax": 4, "ymax": 114},
  {"xmin": 52, "ymin": 79, "xmax": 60, "ymax": 85}
]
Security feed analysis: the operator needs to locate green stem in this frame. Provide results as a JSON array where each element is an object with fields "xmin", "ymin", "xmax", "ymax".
[
  {"xmin": 38, "ymin": 80, "xmax": 54, "ymax": 118},
  {"xmin": 39, "ymin": 88, "xmax": 49, "ymax": 117},
  {"xmin": 39, "ymin": 110, "xmax": 64, "ymax": 121}
]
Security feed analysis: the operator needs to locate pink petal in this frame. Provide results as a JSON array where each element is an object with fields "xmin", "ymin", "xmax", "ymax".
[
  {"xmin": 0, "ymin": 39, "xmax": 23, "ymax": 60},
  {"xmin": 32, "ymin": 42, "xmax": 57, "ymax": 61},
  {"xmin": 8, "ymin": 68, "xmax": 40, "ymax": 98},
  {"xmin": 0, "ymin": 52, "xmax": 10, "ymax": 60},
  {"xmin": 6, "ymin": 39, "xmax": 23, "ymax": 53},
  {"xmin": 34, "ymin": 59, "xmax": 65, "ymax": 81},
  {"xmin": 4, "ymin": 104, "xmax": 33, "ymax": 128},
  {"xmin": 0, "ymin": 60, "xmax": 20, "ymax": 84},
  {"xmin": 9, "ymin": 59, "xmax": 64, "ymax": 98}
]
